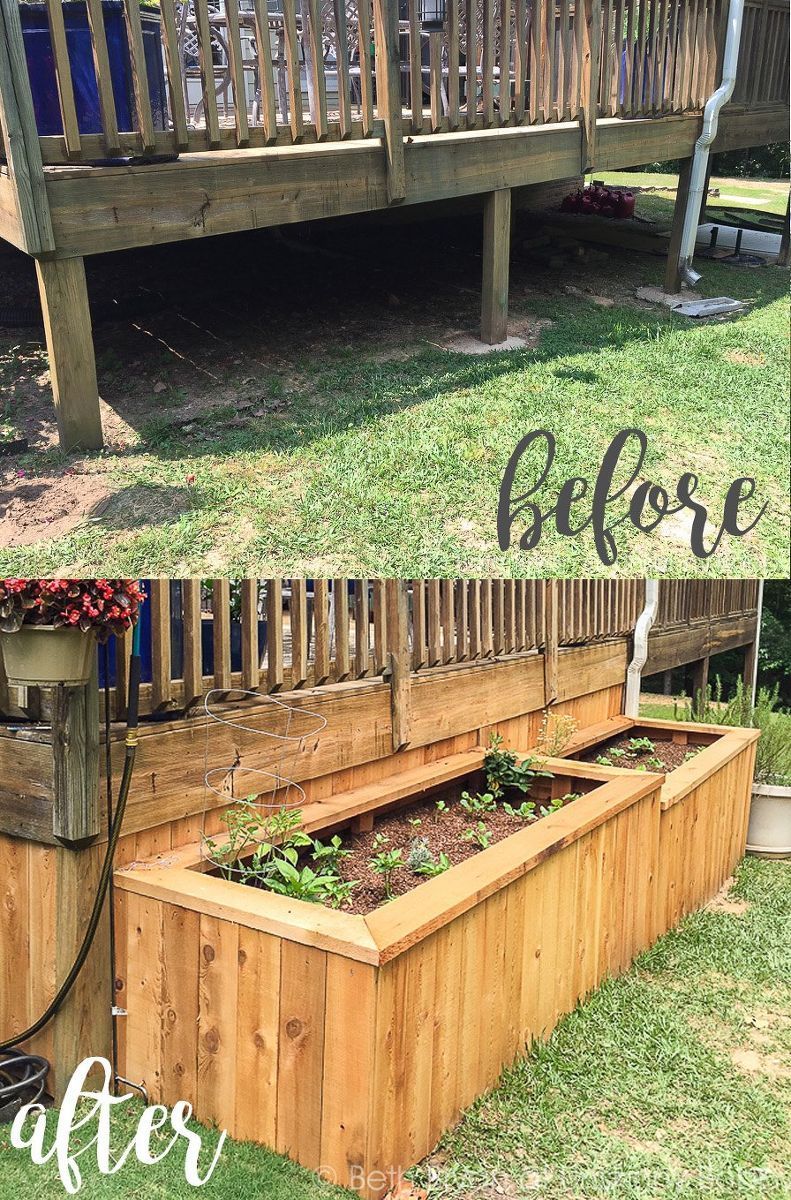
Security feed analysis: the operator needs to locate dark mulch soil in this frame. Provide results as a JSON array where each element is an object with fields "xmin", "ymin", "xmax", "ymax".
[
  {"xmin": 580, "ymin": 734, "xmax": 709, "ymax": 773},
  {"xmin": 236, "ymin": 786, "xmax": 579, "ymax": 915}
]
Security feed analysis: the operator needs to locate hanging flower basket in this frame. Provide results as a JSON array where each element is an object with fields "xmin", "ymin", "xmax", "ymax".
[{"xmin": 0, "ymin": 579, "xmax": 145, "ymax": 688}]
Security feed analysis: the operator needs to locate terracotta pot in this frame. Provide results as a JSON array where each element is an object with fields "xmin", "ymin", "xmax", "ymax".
[
  {"xmin": 747, "ymin": 782, "xmax": 791, "ymax": 859},
  {"xmin": 0, "ymin": 624, "xmax": 95, "ymax": 686}
]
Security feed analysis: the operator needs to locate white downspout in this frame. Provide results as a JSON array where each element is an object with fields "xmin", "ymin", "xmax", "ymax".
[
  {"xmin": 750, "ymin": 580, "xmax": 764, "ymax": 705},
  {"xmin": 625, "ymin": 580, "xmax": 660, "ymax": 718},
  {"xmin": 678, "ymin": 0, "xmax": 745, "ymax": 287}
]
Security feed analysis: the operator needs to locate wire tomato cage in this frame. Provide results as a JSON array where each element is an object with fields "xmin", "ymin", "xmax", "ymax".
[{"xmin": 200, "ymin": 688, "xmax": 327, "ymax": 879}]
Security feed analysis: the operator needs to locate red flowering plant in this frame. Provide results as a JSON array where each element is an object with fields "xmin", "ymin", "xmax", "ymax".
[{"xmin": 0, "ymin": 579, "xmax": 145, "ymax": 642}]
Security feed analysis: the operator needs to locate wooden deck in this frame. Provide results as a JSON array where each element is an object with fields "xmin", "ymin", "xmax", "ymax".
[{"xmin": 0, "ymin": 0, "xmax": 788, "ymax": 447}]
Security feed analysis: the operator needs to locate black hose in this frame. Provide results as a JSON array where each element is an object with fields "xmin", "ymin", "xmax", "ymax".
[{"xmin": 0, "ymin": 646, "xmax": 141, "ymax": 1119}]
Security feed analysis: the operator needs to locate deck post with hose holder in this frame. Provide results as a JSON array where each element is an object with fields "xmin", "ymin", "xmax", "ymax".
[{"xmin": 0, "ymin": 620, "xmax": 141, "ymax": 1110}]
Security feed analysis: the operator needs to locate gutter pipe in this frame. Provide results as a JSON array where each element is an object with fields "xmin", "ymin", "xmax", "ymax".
[
  {"xmin": 625, "ymin": 580, "xmax": 660, "ymax": 718},
  {"xmin": 678, "ymin": 0, "xmax": 746, "ymax": 286}
]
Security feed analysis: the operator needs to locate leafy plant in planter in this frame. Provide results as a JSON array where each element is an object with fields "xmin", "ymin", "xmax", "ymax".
[
  {"xmin": 502, "ymin": 799, "xmax": 537, "ymax": 821},
  {"xmin": 460, "ymin": 790, "xmax": 497, "ymax": 815},
  {"xmin": 414, "ymin": 851, "xmax": 451, "ymax": 877},
  {"xmin": 204, "ymin": 799, "xmax": 357, "ymax": 908},
  {"xmin": 370, "ymin": 845, "xmax": 404, "ymax": 899},
  {"xmin": 0, "ymin": 578, "xmax": 144, "ymax": 686},
  {"xmin": 484, "ymin": 734, "xmax": 553, "ymax": 797}
]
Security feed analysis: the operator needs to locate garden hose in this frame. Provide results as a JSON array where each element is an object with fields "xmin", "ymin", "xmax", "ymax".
[{"xmin": 0, "ymin": 621, "xmax": 142, "ymax": 1120}]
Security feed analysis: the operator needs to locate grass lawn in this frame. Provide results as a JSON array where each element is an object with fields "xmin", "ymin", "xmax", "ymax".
[
  {"xmin": 1, "ymin": 858, "xmax": 789, "ymax": 1199},
  {"xmin": 0, "ymin": 174, "xmax": 788, "ymax": 576}
]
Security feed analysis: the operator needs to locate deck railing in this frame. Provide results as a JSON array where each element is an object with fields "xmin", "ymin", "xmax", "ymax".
[
  {"xmin": 0, "ymin": 578, "xmax": 761, "ymax": 722},
  {"xmin": 0, "ymin": 0, "xmax": 786, "ymax": 170}
]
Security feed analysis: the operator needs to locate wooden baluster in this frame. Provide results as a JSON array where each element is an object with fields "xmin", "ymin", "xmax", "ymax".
[
  {"xmin": 440, "ymin": 579, "xmax": 455, "ymax": 663},
  {"xmin": 181, "ymin": 579, "xmax": 203, "ymax": 708},
  {"xmin": 267, "ymin": 580, "xmax": 284, "ymax": 691},
  {"xmin": 240, "ymin": 580, "xmax": 259, "ymax": 691},
  {"xmin": 466, "ymin": 0, "xmax": 480, "ymax": 127},
  {"xmin": 430, "ymin": 32, "xmax": 444, "ymax": 129},
  {"xmin": 194, "ymin": 0, "xmax": 222, "ymax": 147},
  {"xmin": 620, "ymin": 0, "xmax": 635, "ymax": 113},
  {"xmin": 114, "ymin": 626, "xmax": 130, "ymax": 719},
  {"xmin": 558, "ymin": 0, "xmax": 570, "ymax": 119},
  {"xmin": 150, "ymin": 579, "xmax": 172, "ymax": 710},
  {"xmin": 250, "ymin": 0, "xmax": 277, "ymax": 141},
  {"xmin": 469, "ymin": 579, "xmax": 482, "ymax": 658},
  {"xmin": 313, "ymin": 580, "xmax": 330, "ymax": 683},
  {"xmin": 427, "ymin": 580, "xmax": 441, "ymax": 665},
  {"xmin": 85, "ymin": 0, "xmax": 121, "ymax": 153},
  {"xmin": 492, "ymin": 579, "xmax": 505, "ymax": 654},
  {"xmin": 448, "ymin": 0, "xmax": 462, "ymax": 126},
  {"xmin": 411, "ymin": 580, "xmax": 427, "ymax": 670},
  {"xmin": 500, "ymin": 0, "xmax": 513, "ymax": 122},
  {"xmin": 122, "ymin": 0, "xmax": 155, "ymax": 150},
  {"xmin": 211, "ymin": 579, "xmax": 232, "ymax": 693},
  {"xmin": 160, "ymin": 0, "xmax": 189, "ymax": 149},
  {"xmin": 650, "ymin": 0, "xmax": 666, "ymax": 115},
  {"xmin": 334, "ymin": 0, "xmax": 353, "ymax": 137},
  {"xmin": 572, "ymin": 0, "xmax": 585, "ymax": 120},
  {"xmin": 544, "ymin": 0, "xmax": 557, "ymax": 119},
  {"xmin": 43, "ymin": 0, "xmax": 81, "ymax": 157},
  {"xmin": 482, "ymin": 0, "xmax": 496, "ymax": 124},
  {"xmin": 481, "ymin": 579, "xmax": 494, "ymax": 656},
  {"xmin": 334, "ymin": 580, "xmax": 350, "ymax": 679},
  {"xmin": 291, "ymin": 579, "xmax": 309, "ymax": 686},
  {"xmin": 353, "ymin": 579, "xmax": 370, "ymax": 676},
  {"xmin": 504, "ymin": 580, "xmax": 516, "ymax": 652},
  {"xmin": 225, "ymin": 0, "xmax": 250, "ymax": 146},
  {"xmin": 456, "ymin": 579, "xmax": 469, "ymax": 660},
  {"xmin": 304, "ymin": 0, "xmax": 329, "ymax": 138},
  {"xmin": 357, "ymin": 0, "xmax": 375, "ymax": 134},
  {"xmin": 635, "ymin": 0, "xmax": 649, "ymax": 115},
  {"xmin": 372, "ymin": 580, "xmax": 387, "ymax": 673},
  {"xmin": 599, "ymin": 0, "xmax": 614, "ymax": 117},
  {"xmin": 409, "ymin": 0, "xmax": 425, "ymax": 131},
  {"xmin": 513, "ymin": 0, "xmax": 526, "ymax": 120},
  {"xmin": 529, "ymin": 0, "xmax": 544, "ymax": 120},
  {"xmin": 282, "ymin": 0, "xmax": 304, "ymax": 140}
]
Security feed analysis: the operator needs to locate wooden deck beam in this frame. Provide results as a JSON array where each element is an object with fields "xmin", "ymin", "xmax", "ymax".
[{"xmin": 34, "ymin": 107, "xmax": 789, "ymax": 260}]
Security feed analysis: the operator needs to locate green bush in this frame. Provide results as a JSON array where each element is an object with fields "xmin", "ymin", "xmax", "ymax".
[{"xmin": 682, "ymin": 678, "xmax": 791, "ymax": 786}]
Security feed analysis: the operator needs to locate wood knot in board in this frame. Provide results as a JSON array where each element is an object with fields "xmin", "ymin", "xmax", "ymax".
[
  {"xmin": 285, "ymin": 1018, "xmax": 303, "ymax": 1040},
  {"xmin": 202, "ymin": 943, "xmax": 216, "ymax": 963},
  {"xmin": 203, "ymin": 1026, "xmax": 220, "ymax": 1054}
]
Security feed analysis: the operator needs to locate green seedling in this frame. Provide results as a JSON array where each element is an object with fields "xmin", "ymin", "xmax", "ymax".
[
  {"xmin": 462, "ymin": 822, "xmax": 491, "ymax": 850},
  {"xmin": 629, "ymin": 736, "xmax": 656, "ymax": 753},
  {"xmin": 595, "ymin": 755, "xmax": 613, "ymax": 766},
  {"xmin": 484, "ymin": 733, "xmax": 553, "ymax": 797},
  {"xmin": 460, "ymin": 790, "xmax": 497, "ymax": 815},
  {"xmin": 370, "ymin": 847, "xmax": 404, "ymax": 899},
  {"xmin": 415, "ymin": 852, "xmax": 451, "ymax": 878},
  {"xmin": 503, "ymin": 800, "xmax": 537, "ymax": 821}
]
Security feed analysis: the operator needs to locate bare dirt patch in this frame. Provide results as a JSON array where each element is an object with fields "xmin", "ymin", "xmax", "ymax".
[
  {"xmin": 724, "ymin": 349, "xmax": 767, "ymax": 367},
  {"xmin": 705, "ymin": 878, "xmax": 751, "ymax": 915},
  {"xmin": 730, "ymin": 1047, "xmax": 791, "ymax": 1080},
  {"xmin": 0, "ymin": 467, "xmax": 114, "ymax": 547}
]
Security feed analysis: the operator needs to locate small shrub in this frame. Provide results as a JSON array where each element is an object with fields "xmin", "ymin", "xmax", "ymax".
[
  {"xmin": 484, "ymin": 734, "xmax": 553, "ymax": 797},
  {"xmin": 535, "ymin": 709, "xmax": 578, "ymax": 757}
]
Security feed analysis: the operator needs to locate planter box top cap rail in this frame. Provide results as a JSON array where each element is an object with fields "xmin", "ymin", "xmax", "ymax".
[{"xmin": 115, "ymin": 752, "xmax": 662, "ymax": 965}]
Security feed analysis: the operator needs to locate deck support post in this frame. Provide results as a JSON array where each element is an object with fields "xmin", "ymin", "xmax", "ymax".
[
  {"xmin": 481, "ymin": 188, "xmax": 512, "ymax": 345},
  {"xmin": 664, "ymin": 157, "xmax": 694, "ymax": 295},
  {"xmin": 690, "ymin": 655, "xmax": 710, "ymax": 713},
  {"xmin": 741, "ymin": 638, "xmax": 758, "ymax": 693},
  {"xmin": 35, "ymin": 256, "xmax": 103, "ymax": 451}
]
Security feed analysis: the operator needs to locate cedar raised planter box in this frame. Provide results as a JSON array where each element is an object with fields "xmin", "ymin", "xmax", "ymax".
[
  {"xmin": 548, "ymin": 716, "xmax": 760, "ymax": 935},
  {"xmin": 116, "ymin": 751, "xmax": 664, "ymax": 1196}
]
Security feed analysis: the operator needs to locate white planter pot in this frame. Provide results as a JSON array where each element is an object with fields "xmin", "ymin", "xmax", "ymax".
[
  {"xmin": 0, "ymin": 624, "xmax": 95, "ymax": 687},
  {"xmin": 747, "ymin": 782, "xmax": 791, "ymax": 859}
]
